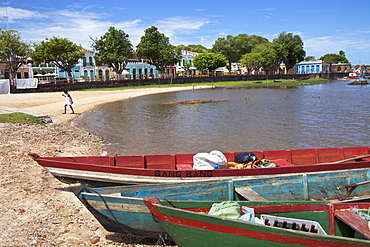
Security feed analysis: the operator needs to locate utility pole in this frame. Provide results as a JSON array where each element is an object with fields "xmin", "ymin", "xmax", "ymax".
[{"xmin": 3, "ymin": 2, "xmax": 9, "ymax": 30}]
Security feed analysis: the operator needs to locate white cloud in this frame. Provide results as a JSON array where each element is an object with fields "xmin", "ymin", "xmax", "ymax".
[
  {"xmin": 54, "ymin": 9, "xmax": 107, "ymax": 20},
  {"xmin": 0, "ymin": 6, "xmax": 45, "ymax": 22},
  {"xmin": 155, "ymin": 16, "xmax": 210, "ymax": 40},
  {"xmin": 304, "ymin": 35, "xmax": 369, "ymax": 56},
  {"xmin": 156, "ymin": 17, "xmax": 209, "ymax": 32},
  {"xmin": 260, "ymin": 8, "xmax": 275, "ymax": 11},
  {"xmin": 5, "ymin": 6, "xmax": 143, "ymax": 49},
  {"xmin": 4, "ymin": 4, "xmax": 213, "ymax": 49},
  {"xmin": 301, "ymin": 32, "xmax": 370, "ymax": 64}
]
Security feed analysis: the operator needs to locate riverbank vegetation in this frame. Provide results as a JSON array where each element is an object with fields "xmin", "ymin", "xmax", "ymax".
[
  {"xmin": 0, "ymin": 112, "xmax": 44, "ymax": 125},
  {"xmin": 80, "ymin": 77, "xmax": 328, "ymax": 91},
  {"xmin": 209, "ymin": 77, "xmax": 327, "ymax": 88}
]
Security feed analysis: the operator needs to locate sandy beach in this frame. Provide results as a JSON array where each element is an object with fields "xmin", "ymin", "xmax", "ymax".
[
  {"xmin": 0, "ymin": 86, "xmax": 209, "ymax": 246},
  {"xmin": 0, "ymin": 86, "xmax": 209, "ymax": 125}
]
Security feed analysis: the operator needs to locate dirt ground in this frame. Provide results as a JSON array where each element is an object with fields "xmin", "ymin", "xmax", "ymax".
[{"xmin": 0, "ymin": 87, "xmax": 209, "ymax": 246}]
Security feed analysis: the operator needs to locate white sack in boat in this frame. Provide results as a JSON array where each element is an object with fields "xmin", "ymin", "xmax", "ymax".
[{"xmin": 193, "ymin": 150, "xmax": 228, "ymax": 170}]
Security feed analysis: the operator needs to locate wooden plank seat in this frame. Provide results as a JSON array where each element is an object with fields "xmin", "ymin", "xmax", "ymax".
[
  {"xmin": 335, "ymin": 210, "xmax": 370, "ymax": 240},
  {"xmin": 352, "ymin": 154, "xmax": 370, "ymax": 161},
  {"xmin": 235, "ymin": 186, "xmax": 268, "ymax": 201}
]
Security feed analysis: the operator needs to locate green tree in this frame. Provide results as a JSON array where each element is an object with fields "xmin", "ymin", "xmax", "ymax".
[
  {"xmin": 240, "ymin": 52, "xmax": 262, "ymax": 74},
  {"xmin": 272, "ymin": 32, "xmax": 306, "ymax": 70},
  {"xmin": 240, "ymin": 42, "xmax": 282, "ymax": 74},
  {"xmin": 233, "ymin": 34, "xmax": 269, "ymax": 54},
  {"xmin": 176, "ymin": 44, "xmax": 210, "ymax": 53},
  {"xmin": 305, "ymin": 56, "xmax": 316, "ymax": 61},
  {"xmin": 0, "ymin": 29, "xmax": 31, "ymax": 79},
  {"xmin": 137, "ymin": 26, "xmax": 180, "ymax": 74},
  {"xmin": 320, "ymin": 53, "xmax": 349, "ymax": 63},
  {"xmin": 259, "ymin": 43, "xmax": 282, "ymax": 73},
  {"xmin": 212, "ymin": 36, "xmax": 238, "ymax": 73},
  {"xmin": 193, "ymin": 52, "xmax": 226, "ymax": 73},
  {"xmin": 91, "ymin": 27, "xmax": 133, "ymax": 75},
  {"xmin": 31, "ymin": 37, "xmax": 83, "ymax": 78},
  {"xmin": 212, "ymin": 34, "xmax": 268, "ymax": 73}
]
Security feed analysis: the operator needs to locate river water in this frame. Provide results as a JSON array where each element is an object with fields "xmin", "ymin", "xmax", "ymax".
[{"xmin": 76, "ymin": 79, "xmax": 370, "ymax": 155}]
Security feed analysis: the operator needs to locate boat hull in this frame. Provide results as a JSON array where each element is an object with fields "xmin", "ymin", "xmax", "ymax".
[
  {"xmin": 73, "ymin": 167, "xmax": 370, "ymax": 236},
  {"xmin": 144, "ymin": 198, "xmax": 370, "ymax": 246},
  {"xmin": 29, "ymin": 146, "xmax": 370, "ymax": 186}
]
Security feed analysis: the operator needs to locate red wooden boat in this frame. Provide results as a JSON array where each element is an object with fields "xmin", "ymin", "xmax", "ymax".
[{"xmin": 29, "ymin": 146, "xmax": 370, "ymax": 186}]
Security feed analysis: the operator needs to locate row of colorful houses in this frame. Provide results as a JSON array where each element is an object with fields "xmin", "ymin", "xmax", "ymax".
[
  {"xmin": 1, "ymin": 48, "xmax": 200, "ymax": 83},
  {"xmin": 0, "ymin": 48, "xmax": 366, "ymax": 82}
]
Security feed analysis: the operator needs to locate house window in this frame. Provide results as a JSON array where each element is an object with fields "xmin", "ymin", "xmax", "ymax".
[
  {"xmin": 301, "ymin": 66, "xmax": 306, "ymax": 74},
  {"xmin": 337, "ymin": 67, "xmax": 341, "ymax": 72}
]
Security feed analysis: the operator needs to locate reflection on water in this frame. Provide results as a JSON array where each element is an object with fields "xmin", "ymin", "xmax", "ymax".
[{"xmin": 77, "ymin": 80, "xmax": 370, "ymax": 155}]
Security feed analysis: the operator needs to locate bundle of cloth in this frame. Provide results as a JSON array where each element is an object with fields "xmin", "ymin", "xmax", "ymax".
[
  {"xmin": 228, "ymin": 152, "xmax": 276, "ymax": 169},
  {"xmin": 193, "ymin": 151, "xmax": 276, "ymax": 170}
]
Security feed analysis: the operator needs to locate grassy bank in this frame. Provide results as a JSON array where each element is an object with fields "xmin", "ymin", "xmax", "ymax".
[
  {"xmin": 208, "ymin": 77, "xmax": 327, "ymax": 88},
  {"xmin": 80, "ymin": 77, "xmax": 328, "ymax": 91},
  {"xmin": 0, "ymin": 112, "xmax": 44, "ymax": 125}
]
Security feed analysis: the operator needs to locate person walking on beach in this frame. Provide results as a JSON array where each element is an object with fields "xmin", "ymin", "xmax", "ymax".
[{"xmin": 62, "ymin": 90, "xmax": 75, "ymax": 114}]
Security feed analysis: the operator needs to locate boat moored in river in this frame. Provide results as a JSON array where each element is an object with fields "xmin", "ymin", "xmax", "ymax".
[{"xmin": 29, "ymin": 146, "xmax": 370, "ymax": 186}]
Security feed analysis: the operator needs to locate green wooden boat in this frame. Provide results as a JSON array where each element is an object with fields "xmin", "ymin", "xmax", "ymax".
[{"xmin": 144, "ymin": 197, "xmax": 370, "ymax": 246}]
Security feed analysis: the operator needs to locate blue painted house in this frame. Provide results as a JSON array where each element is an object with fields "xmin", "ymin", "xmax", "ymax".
[
  {"xmin": 125, "ymin": 57, "xmax": 158, "ymax": 79},
  {"xmin": 58, "ymin": 48, "xmax": 95, "ymax": 81},
  {"xmin": 296, "ymin": 60, "xmax": 330, "ymax": 74},
  {"xmin": 81, "ymin": 48, "xmax": 96, "ymax": 80}
]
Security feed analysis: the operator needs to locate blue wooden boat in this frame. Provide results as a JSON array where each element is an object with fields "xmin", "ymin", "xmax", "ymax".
[{"xmin": 72, "ymin": 167, "xmax": 370, "ymax": 237}]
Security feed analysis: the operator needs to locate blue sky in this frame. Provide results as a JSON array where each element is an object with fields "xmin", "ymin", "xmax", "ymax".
[{"xmin": 2, "ymin": 0, "xmax": 370, "ymax": 65}]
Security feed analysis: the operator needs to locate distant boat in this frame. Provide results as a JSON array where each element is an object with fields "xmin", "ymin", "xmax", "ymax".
[
  {"xmin": 144, "ymin": 197, "xmax": 370, "ymax": 246},
  {"xmin": 348, "ymin": 72, "xmax": 369, "ymax": 85},
  {"xmin": 348, "ymin": 80, "xmax": 369, "ymax": 85},
  {"xmin": 72, "ymin": 167, "xmax": 370, "ymax": 236},
  {"xmin": 349, "ymin": 72, "xmax": 360, "ymax": 78},
  {"xmin": 29, "ymin": 146, "xmax": 370, "ymax": 186}
]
